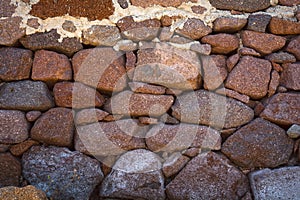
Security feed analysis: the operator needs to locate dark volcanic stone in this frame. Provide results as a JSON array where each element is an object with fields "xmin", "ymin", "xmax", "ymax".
[
  {"xmin": 0, "ymin": 185, "xmax": 47, "ymax": 200},
  {"xmin": 247, "ymin": 14, "xmax": 271, "ymax": 32},
  {"xmin": 213, "ymin": 17, "xmax": 247, "ymax": 33},
  {"xmin": 166, "ymin": 151, "xmax": 249, "ymax": 200},
  {"xmin": 0, "ymin": 17, "xmax": 26, "ymax": 46},
  {"xmin": 260, "ymin": 93, "xmax": 300, "ymax": 126},
  {"xmin": 31, "ymin": 108, "xmax": 74, "ymax": 147},
  {"xmin": 23, "ymin": 146, "xmax": 103, "ymax": 200},
  {"xmin": 0, "ymin": 80, "xmax": 54, "ymax": 111},
  {"xmin": 20, "ymin": 29, "xmax": 83, "ymax": 57},
  {"xmin": 209, "ymin": 0, "xmax": 270, "ymax": 12},
  {"xmin": 0, "ymin": 153, "xmax": 21, "ymax": 187},
  {"xmin": 222, "ymin": 118, "xmax": 294, "ymax": 169},
  {"xmin": 280, "ymin": 63, "xmax": 300, "ymax": 90},
  {"xmin": 30, "ymin": 0, "xmax": 114, "ymax": 21},
  {"xmin": 176, "ymin": 18, "xmax": 212, "ymax": 40},
  {"xmin": 0, "ymin": 47, "xmax": 33, "ymax": 81},
  {"xmin": 0, "ymin": 110, "xmax": 29, "ymax": 144}
]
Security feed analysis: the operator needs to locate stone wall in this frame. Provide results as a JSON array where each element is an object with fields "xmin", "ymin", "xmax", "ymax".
[{"xmin": 0, "ymin": 0, "xmax": 300, "ymax": 199}]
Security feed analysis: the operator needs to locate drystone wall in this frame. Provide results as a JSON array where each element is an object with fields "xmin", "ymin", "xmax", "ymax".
[{"xmin": 0, "ymin": 0, "xmax": 300, "ymax": 199}]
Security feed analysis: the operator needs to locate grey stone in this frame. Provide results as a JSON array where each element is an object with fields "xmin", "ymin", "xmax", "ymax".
[
  {"xmin": 287, "ymin": 124, "xmax": 300, "ymax": 138},
  {"xmin": 82, "ymin": 25, "xmax": 121, "ymax": 46}
]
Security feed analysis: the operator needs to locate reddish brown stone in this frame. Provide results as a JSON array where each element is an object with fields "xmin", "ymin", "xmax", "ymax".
[
  {"xmin": 226, "ymin": 54, "xmax": 240, "ymax": 72},
  {"xmin": 103, "ymin": 114, "xmax": 124, "ymax": 122},
  {"xmin": 27, "ymin": 18, "xmax": 40, "ymax": 29},
  {"xmin": 222, "ymin": 118, "xmax": 294, "ymax": 169},
  {"xmin": 20, "ymin": 29, "xmax": 83, "ymax": 57},
  {"xmin": 0, "ymin": 186, "xmax": 47, "ymax": 200},
  {"xmin": 239, "ymin": 47, "xmax": 261, "ymax": 57},
  {"xmin": 0, "ymin": 153, "xmax": 21, "ymax": 187},
  {"xmin": 32, "ymin": 50, "xmax": 72, "ymax": 86},
  {"xmin": 247, "ymin": 14, "xmax": 271, "ymax": 32},
  {"xmin": 75, "ymin": 108, "xmax": 109, "ymax": 125},
  {"xmin": 268, "ymin": 70, "xmax": 280, "ymax": 97},
  {"xmin": 160, "ymin": 15, "xmax": 181, "ymax": 27},
  {"xmin": 241, "ymin": 30, "xmax": 286, "ymax": 55},
  {"xmin": 159, "ymin": 27, "xmax": 174, "ymax": 41},
  {"xmin": 146, "ymin": 123, "xmax": 221, "ymax": 152},
  {"xmin": 225, "ymin": 56, "xmax": 272, "ymax": 99},
  {"xmin": 53, "ymin": 82, "xmax": 105, "ymax": 109},
  {"xmin": 201, "ymin": 33, "xmax": 239, "ymax": 54},
  {"xmin": 25, "ymin": 111, "xmax": 42, "ymax": 122},
  {"xmin": 280, "ymin": 63, "xmax": 300, "ymax": 90},
  {"xmin": 166, "ymin": 152, "xmax": 249, "ymax": 199},
  {"xmin": 191, "ymin": 5, "xmax": 207, "ymax": 14},
  {"xmin": 82, "ymin": 25, "xmax": 121, "ymax": 46},
  {"xmin": 31, "ymin": 107, "xmax": 74, "ymax": 147},
  {"xmin": 190, "ymin": 43, "xmax": 211, "ymax": 55},
  {"xmin": 261, "ymin": 93, "xmax": 300, "ymax": 126},
  {"xmin": 266, "ymin": 52, "xmax": 296, "ymax": 63},
  {"xmin": 269, "ymin": 17, "xmax": 300, "ymax": 35},
  {"xmin": 272, "ymin": 62, "xmax": 283, "ymax": 72},
  {"xmin": 254, "ymin": 102, "xmax": 265, "ymax": 117},
  {"xmin": 30, "ymin": 0, "xmax": 114, "ymax": 21},
  {"xmin": 279, "ymin": 0, "xmax": 300, "ymax": 6},
  {"xmin": 129, "ymin": 82, "xmax": 166, "ymax": 94},
  {"xmin": 72, "ymin": 48, "xmax": 127, "ymax": 93},
  {"xmin": 0, "ymin": 17, "xmax": 26, "ymax": 46},
  {"xmin": 0, "ymin": 48, "xmax": 32, "ymax": 81},
  {"xmin": 224, "ymin": 88, "xmax": 250, "ymax": 104},
  {"xmin": 0, "ymin": 110, "xmax": 29, "ymax": 144},
  {"xmin": 75, "ymin": 120, "xmax": 147, "ymax": 156},
  {"xmin": 209, "ymin": 0, "xmax": 270, "ymax": 12},
  {"xmin": 286, "ymin": 36, "xmax": 300, "ymax": 60},
  {"xmin": 130, "ymin": 0, "xmax": 196, "ymax": 7},
  {"xmin": 62, "ymin": 20, "xmax": 77, "ymax": 32},
  {"xmin": 117, "ymin": 16, "xmax": 161, "ymax": 41},
  {"xmin": 9, "ymin": 140, "xmax": 39, "ymax": 157},
  {"xmin": 213, "ymin": 17, "xmax": 247, "ymax": 33},
  {"xmin": 138, "ymin": 117, "xmax": 158, "ymax": 125},
  {"xmin": 104, "ymin": 91, "xmax": 174, "ymax": 117},
  {"xmin": 182, "ymin": 147, "xmax": 200, "ymax": 157},
  {"xmin": 163, "ymin": 154, "xmax": 190, "ymax": 177},
  {"xmin": 176, "ymin": 18, "xmax": 212, "ymax": 40},
  {"xmin": 0, "ymin": 0, "xmax": 16, "ymax": 17}
]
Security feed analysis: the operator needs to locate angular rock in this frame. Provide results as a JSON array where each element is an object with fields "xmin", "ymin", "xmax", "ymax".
[
  {"xmin": 114, "ymin": 40, "xmax": 138, "ymax": 52},
  {"xmin": 117, "ymin": 16, "xmax": 161, "ymax": 41},
  {"xmin": 0, "ymin": 186, "xmax": 47, "ymax": 200},
  {"xmin": 280, "ymin": 63, "xmax": 300, "ymax": 90},
  {"xmin": 222, "ymin": 118, "xmax": 294, "ymax": 168},
  {"xmin": 269, "ymin": 17, "xmax": 300, "ymax": 35},
  {"xmin": 146, "ymin": 123, "xmax": 221, "ymax": 152},
  {"xmin": 190, "ymin": 43, "xmax": 211, "ymax": 55},
  {"xmin": 0, "ymin": 17, "xmax": 26, "ymax": 46},
  {"xmin": 134, "ymin": 43, "xmax": 202, "ymax": 90},
  {"xmin": 161, "ymin": 15, "xmax": 182, "ymax": 27},
  {"xmin": 0, "ymin": 0, "xmax": 16, "ymax": 17},
  {"xmin": 287, "ymin": 124, "xmax": 300, "ymax": 139},
  {"xmin": 9, "ymin": 139, "xmax": 39, "ymax": 157},
  {"xmin": 0, "ymin": 80, "xmax": 54, "ymax": 111},
  {"xmin": 224, "ymin": 88, "xmax": 250, "ymax": 104},
  {"xmin": 166, "ymin": 152, "xmax": 249, "ymax": 199},
  {"xmin": 32, "ymin": 50, "xmax": 72, "ymax": 86},
  {"xmin": 75, "ymin": 108, "xmax": 109, "ymax": 125},
  {"xmin": 261, "ymin": 93, "xmax": 300, "ymax": 126},
  {"xmin": 226, "ymin": 54, "xmax": 240, "ymax": 72},
  {"xmin": 268, "ymin": 70, "xmax": 280, "ymax": 97},
  {"xmin": 104, "ymin": 91, "xmax": 174, "ymax": 117},
  {"xmin": 241, "ymin": 30, "xmax": 286, "ymax": 55},
  {"xmin": 72, "ymin": 48, "xmax": 127, "ymax": 93},
  {"xmin": 26, "ymin": 111, "xmax": 42, "ymax": 122},
  {"xmin": 0, "ymin": 48, "xmax": 32, "ymax": 81},
  {"xmin": 172, "ymin": 90, "xmax": 254, "ymax": 129},
  {"xmin": 265, "ymin": 52, "xmax": 296, "ymax": 63},
  {"xmin": 20, "ymin": 29, "xmax": 83, "ymax": 57},
  {"xmin": 53, "ymin": 82, "xmax": 105, "ymax": 108},
  {"xmin": 279, "ymin": 0, "xmax": 300, "ymax": 6},
  {"xmin": 22, "ymin": 146, "xmax": 103, "ymax": 200},
  {"xmin": 213, "ymin": 17, "xmax": 247, "ymax": 33},
  {"xmin": 191, "ymin": 5, "xmax": 207, "ymax": 14},
  {"xmin": 250, "ymin": 167, "xmax": 300, "ymax": 200},
  {"xmin": 75, "ymin": 120, "xmax": 147, "ymax": 157},
  {"xmin": 163, "ymin": 153, "xmax": 190, "ymax": 177},
  {"xmin": 130, "ymin": 0, "xmax": 196, "ymax": 7},
  {"xmin": 129, "ymin": 82, "xmax": 166, "ymax": 94},
  {"xmin": 82, "ymin": 25, "xmax": 121, "ymax": 46},
  {"xmin": 0, "ymin": 153, "xmax": 21, "ymax": 187},
  {"xmin": 286, "ymin": 36, "xmax": 300, "ymax": 60},
  {"xmin": 176, "ymin": 18, "xmax": 212, "ymax": 40},
  {"xmin": 239, "ymin": 47, "xmax": 261, "ymax": 57},
  {"xmin": 209, "ymin": 0, "xmax": 270, "ymax": 12},
  {"xmin": 201, "ymin": 33, "xmax": 239, "ymax": 54},
  {"xmin": 225, "ymin": 56, "xmax": 272, "ymax": 99},
  {"xmin": 100, "ymin": 149, "xmax": 165, "ymax": 200},
  {"xmin": 247, "ymin": 14, "xmax": 271, "ymax": 32},
  {"xmin": 125, "ymin": 51, "xmax": 136, "ymax": 79},
  {"xmin": 0, "ymin": 144, "xmax": 10, "ymax": 153},
  {"xmin": 30, "ymin": 108, "xmax": 73, "ymax": 148},
  {"xmin": 0, "ymin": 110, "xmax": 29, "ymax": 144}
]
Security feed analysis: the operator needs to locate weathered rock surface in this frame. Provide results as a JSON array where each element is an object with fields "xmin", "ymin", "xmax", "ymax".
[
  {"xmin": 269, "ymin": 17, "xmax": 300, "ymax": 35},
  {"xmin": 0, "ymin": 110, "xmax": 29, "ymax": 144},
  {"xmin": 9, "ymin": 139, "xmax": 39, "ymax": 157},
  {"xmin": 166, "ymin": 151, "xmax": 249, "ymax": 200},
  {"xmin": 280, "ymin": 63, "xmax": 300, "ymax": 90},
  {"xmin": 163, "ymin": 153, "xmax": 190, "ymax": 177},
  {"xmin": 286, "ymin": 36, "xmax": 300, "ymax": 60},
  {"xmin": 176, "ymin": 18, "xmax": 212, "ymax": 40},
  {"xmin": 279, "ymin": 0, "xmax": 300, "ymax": 6},
  {"xmin": 31, "ymin": 108, "xmax": 74, "ymax": 147},
  {"xmin": 250, "ymin": 167, "xmax": 300, "ymax": 200},
  {"xmin": 104, "ymin": 91, "xmax": 174, "ymax": 117},
  {"xmin": 222, "ymin": 118, "xmax": 294, "ymax": 168},
  {"xmin": 146, "ymin": 123, "xmax": 221, "ymax": 152},
  {"xmin": 32, "ymin": 50, "xmax": 72, "ymax": 86},
  {"xmin": 100, "ymin": 149, "xmax": 165, "ymax": 200},
  {"xmin": 225, "ymin": 56, "xmax": 272, "ymax": 99},
  {"xmin": 0, "ymin": 17, "xmax": 26, "ymax": 46},
  {"xmin": 72, "ymin": 48, "xmax": 127, "ymax": 93},
  {"xmin": 25, "ymin": 111, "xmax": 42, "ymax": 122},
  {"xmin": 22, "ymin": 146, "xmax": 103, "ymax": 200},
  {"xmin": 0, "ymin": 0, "xmax": 16, "ymax": 17},
  {"xmin": 247, "ymin": 14, "xmax": 271, "ymax": 32},
  {"xmin": 0, "ymin": 48, "xmax": 32, "ymax": 81},
  {"xmin": 0, "ymin": 153, "xmax": 21, "ymax": 187},
  {"xmin": 261, "ymin": 93, "xmax": 300, "ymax": 126},
  {"xmin": 0, "ymin": 81, "xmax": 54, "ymax": 111},
  {"xmin": 0, "ymin": 185, "xmax": 47, "ymax": 200},
  {"xmin": 129, "ymin": 82, "xmax": 166, "ymax": 95},
  {"xmin": 287, "ymin": 124, "xmax": 300, "ymax": 138},
  {"xmin": 268, "ymin": 70, "xmax": 280, "ymax": 97},
  {"xmin": 213, "ymin": 17, "xmax": 247, "ymax": 33},
  {"xmin": 75, "ymin": 108, "xmax": 109, "ymax": 125},
  {"xmin": 82, "ymin": 25, "xmax": 121, "ymax": 46},
  {"xmin": 172, "ymin": 90, "xmax": 254, "ymax": 129},
  {"xmin": 265, "ymin": 52, "xmax": 296, "ymax": 64},
  {"xmin": 75, "ymin": 120, "xmax": 147, "ymax": 156},
  {"xmin": 201, "ymin": 33, "xmax": 239, "ymax": 54},
  {"xmin": 209, "ymin": 0, "xmax": 270, "ymax": 12},
  {"xmin": 20, "ymin": 29, "xmax": 83, "ymax": 57},
  {"xmin": 241, "ymin": 30, "xmax": 286, "ymax": 55},
  {"xmin": 130, "ymin": 0, "xmax": 196, "ymax": 7}
]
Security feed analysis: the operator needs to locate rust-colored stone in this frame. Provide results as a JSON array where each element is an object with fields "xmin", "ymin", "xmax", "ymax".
[
  {"xmin": 226, "ymin": 54, "xmax": 240, "ymax": 72},
  {"xmin": 191, "ymin": 5, "xmax": 207, "ymax": 14},
  {"xmin": 0, "ymin": 186, "xmax": 47, "ymax": 200},
  {"xmin": 130, "ymin": 0, "xmax": 196, "ymax": 7},
  {"xmin": 25, "ymin": 111, "xmax": 42, "ymax": 122},
  {"xmin": 239, "ymin": 47, "xmax": 261, "ymax": 57},
  {"xmin": 201, "ymin": 33, "xmax": 239, "ymax": 54},
  {"xmin": 0, "ymin": 17, "xmax": 26, "ymax": 46},
  {"xmin": 163, "ymin": 154, "xmax": 190, "ymax": 177},
  {"xmin": 280, "ymin": 63, "xmax": 300, "ymax": 90},
  {"xmin": 213, "ymin": 17, "xmax": 247, "ymax": 33},
  {"xmin": 268, "ymin": 70, "xmax": 280, "ymax": 97},
  {"xmin": 75, "ymin": 108, "xmax": 109, "ymax": 125},
  {"xmin": 160, "ymin": 15, "xmax": 181, "ymax": 27},
  {"xmin": 269, "ymin": 17, "xmax": 300, "ymax": 35},
  {"xmin": 286, "ymin": 36, "xmax": 300, "ymax": 60},
  {"xmin": 9, "ymin": 139, "xmax": 39, "ymax": 157},
  {"xmin": 176, "ymin": 18, "xmax": 212, "ymax": 40},
  {"xmin": 129, "ymin": 82, "xmax": 166, "ymax": 95}
]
